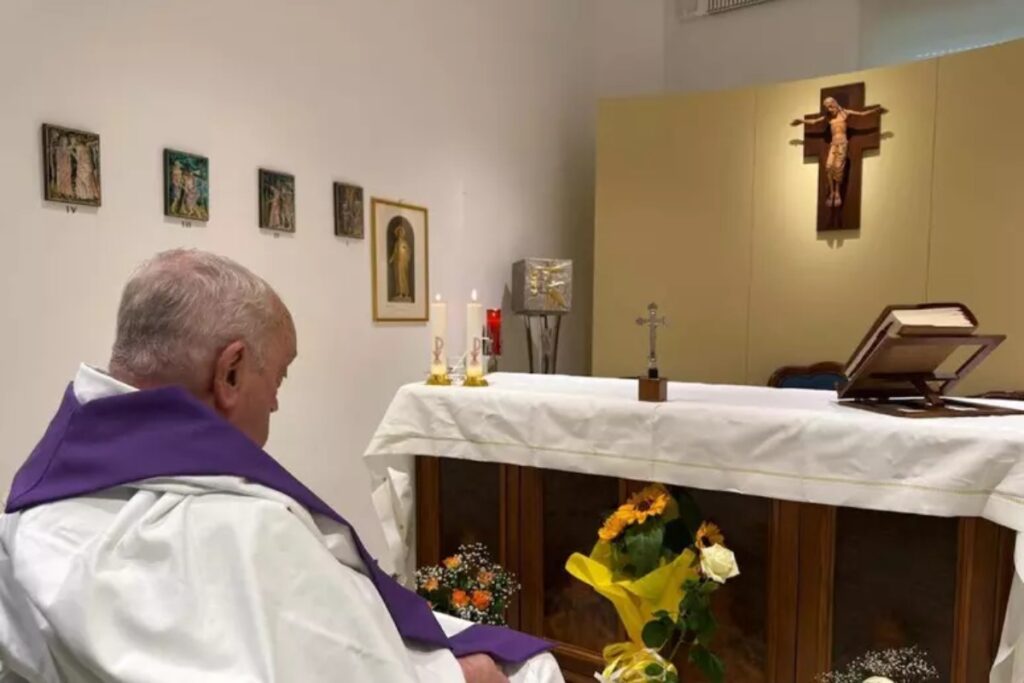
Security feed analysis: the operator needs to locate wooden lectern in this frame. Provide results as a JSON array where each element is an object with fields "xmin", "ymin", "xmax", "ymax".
[{"xmin": 838, "ymin": 303, "xmax": 1023, "ymax": 418}]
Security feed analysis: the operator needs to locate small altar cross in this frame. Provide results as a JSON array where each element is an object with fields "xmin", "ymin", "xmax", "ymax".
[{"xmin": 636, "ymin": 302, "xmax": 667, "ymax": 380}]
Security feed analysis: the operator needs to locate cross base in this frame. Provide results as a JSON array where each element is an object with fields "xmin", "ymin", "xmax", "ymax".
[{"xmin": 638, "ymin": 377, "xmax": 668, "ymax": 403}]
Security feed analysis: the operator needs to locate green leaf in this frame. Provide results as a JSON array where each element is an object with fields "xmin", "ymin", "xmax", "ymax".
[
  {"xmin": 663, "ymin": 517, "xmax": 692, "ymax": 554},
  {"xmin": 666, "ymin": 672, "xmax": 679, "ymax": 683},
  {"xmin": 687, "ymin": 607, "xmax": 717, "ymax": 644},
  {"xmin": 689, "ymin": 645, "xmax": 725, "ymax": 683},
  {"xmin": 624, "ymin": 523, "xmax": 665, "ymax": 577},
  {"xmin": 673, "ymin": 488, "xmax": 703, "ymax": 540},
  {"xmin": 642, "ymin": 619, "xmax": 671, "ymax": 649},
  {"xmin": 644, "ymin": 663, "xmax": 665, "ymax": 677},
  {"xmin": 680, "ymin": 585, "xmax": 708, "ymax": 616}
]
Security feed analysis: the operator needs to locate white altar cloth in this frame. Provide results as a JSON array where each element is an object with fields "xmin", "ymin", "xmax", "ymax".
[{"xmin": 364, "ymin": 373, "xmax": 1024, "ymax": 682}]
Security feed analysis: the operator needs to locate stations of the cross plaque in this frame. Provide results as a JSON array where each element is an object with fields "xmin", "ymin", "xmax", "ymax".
[{"xmin": 791, "ymin": 82, "xmax": 887, "ymax": 231}]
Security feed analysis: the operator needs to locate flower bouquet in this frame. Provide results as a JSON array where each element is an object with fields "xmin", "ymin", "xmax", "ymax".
[
  {"xmin": 416, "ymin": 543, "xmax": 520, "ymax": 626},
  {"xmin": 816, "ymin": 646, "xmax": 939, "ymax": 683},
  {"xmin": 565, "ymin": 484, "xmax": 740, "ymax": 682}
]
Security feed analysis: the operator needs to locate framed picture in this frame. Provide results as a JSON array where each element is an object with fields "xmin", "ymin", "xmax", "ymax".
[
  {"xmin": 259, "ymin": 169, "xmax": 295, "ymax": 232},
  {"xmin": 333, "ymin": 182, "xmax": 364, "ymax": 238},
  {"xmin": 42, "ymin": 124, "xmax": 101, "ymax": 206},
  {"xmin": 371, "ymin": 198, "xmax": 429, "ymax": 322},
  {"xmin": 164, "ymin": 149, "xmax": 209, "ymax": 221}
]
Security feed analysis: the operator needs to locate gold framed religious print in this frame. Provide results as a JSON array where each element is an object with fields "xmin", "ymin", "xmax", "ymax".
[{"xmin": 371, "ymin": 198, "xmax": 428, "ymax": 322}]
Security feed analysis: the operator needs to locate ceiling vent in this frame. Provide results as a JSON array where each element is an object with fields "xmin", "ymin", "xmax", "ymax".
[{"xmin": 677, "ymin": 0, "xmax": 774, "ymax": 20}]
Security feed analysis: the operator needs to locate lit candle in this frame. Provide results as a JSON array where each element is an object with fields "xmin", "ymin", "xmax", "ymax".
[
  {"xmin": 466, "ymin": 289, "xmax": 484, "ymax": 379},
  {"xmin": 430, "ymin": 294, "xmax": 448, "ymax": 377}
]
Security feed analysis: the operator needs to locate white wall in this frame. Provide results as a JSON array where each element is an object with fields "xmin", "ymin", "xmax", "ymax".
[
  {"xmin": 859, "ymin": 0, "xmax": 1024, "ymax": 67},
  {"xmin": 663, "ymin": 0, "xmax": 861, "ymax": 92},
  {"xmin": 661, "ymin": 0, "xmax": 1024, "ymax": 92},
  {"xmin": 594, "ymin": 0, "xmax": 667, "ymax": 96},
  {"xmin": 0, "ymin": 0, "xmax": 597, "ymax": 558}
]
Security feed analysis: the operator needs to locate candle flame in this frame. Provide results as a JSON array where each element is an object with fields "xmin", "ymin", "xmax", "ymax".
[
  {"xmin": 471, "ymin": 289, "xmax": 478, "ymax": 302},
  {"xmin": 435, "ymin": 293, "xmax": 442, "ymax": 302}
]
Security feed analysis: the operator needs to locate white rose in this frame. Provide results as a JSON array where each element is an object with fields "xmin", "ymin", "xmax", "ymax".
[
  {"xmin": 700, "ymin": 544, "xmax": 740, "ymax": 584},
  {"xmin": 863, "ymin": 679, "xmax": 895, "ymax": 683}
]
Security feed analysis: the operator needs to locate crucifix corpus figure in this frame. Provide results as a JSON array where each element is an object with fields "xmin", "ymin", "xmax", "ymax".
[
  {"xmin": 636, "ymin": 302, "xmax": 667, "ymax": 380},
  {"xmin": 791, "ymin": 83, "xmax": 887, "ymax": 231}
]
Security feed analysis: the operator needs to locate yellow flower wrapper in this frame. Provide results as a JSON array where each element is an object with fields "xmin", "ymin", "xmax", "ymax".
[
  {"xmin": 565, "ymin": 542, "xmax": 698, "ymax": 645},
  {"xmin": 596, "ymin": 642, "xmax": 678, "ymax": 683}
]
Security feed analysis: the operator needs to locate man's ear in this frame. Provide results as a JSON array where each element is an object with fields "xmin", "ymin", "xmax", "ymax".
[{"xmin": 212, "ymin": 340, "xmax": 247, "ymax": 414}]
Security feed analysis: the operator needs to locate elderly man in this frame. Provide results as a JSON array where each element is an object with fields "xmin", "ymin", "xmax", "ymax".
[{"xmin": 0, "ymin": 250, "xmax": 561, "ymax": 683}]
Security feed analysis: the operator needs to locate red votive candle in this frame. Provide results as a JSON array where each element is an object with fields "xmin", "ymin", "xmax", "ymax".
[{"xmin": 486, "ymin": 309, "xmax": 502, "ymax": 356}]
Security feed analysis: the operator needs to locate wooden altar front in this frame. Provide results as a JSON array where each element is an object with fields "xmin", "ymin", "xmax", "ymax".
[{"xmin": 415, "ymin": 457, "xmax": 1014, "ymax": 683}]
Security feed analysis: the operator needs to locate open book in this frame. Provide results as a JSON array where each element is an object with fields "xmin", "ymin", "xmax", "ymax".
[
  {"xmin": 843, "ymin": 304, "xmax": 976, "ymax": 379},
  {"xmin": 838, "ymin": 303, "xmax": 1017, "ymax": 417}
]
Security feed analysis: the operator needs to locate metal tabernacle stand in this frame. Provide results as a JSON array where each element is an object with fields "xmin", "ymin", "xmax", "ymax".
[
  {"xmin": 511, "ymin": 258, "xmax": 573, "ymax": 375},
  {"xmin": 522, "ymin": 314, "xmax": 564, "ymax": 374}
]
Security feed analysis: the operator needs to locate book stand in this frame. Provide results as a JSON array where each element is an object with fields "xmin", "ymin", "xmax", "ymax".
[{"xmin": 838, "ymin": 334, "xmax": 1024, "ymax": 418}]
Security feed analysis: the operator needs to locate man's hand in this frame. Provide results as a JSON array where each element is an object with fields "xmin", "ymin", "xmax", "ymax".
[{"xmin": 457, "ymin": 654, "xmax": 509, "ymax": 683}]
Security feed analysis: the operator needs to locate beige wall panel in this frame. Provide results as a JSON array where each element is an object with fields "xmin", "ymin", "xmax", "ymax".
[
  {"xmin": 593, "ymin": 91, "xmax": 755, "ymax": 382},
  {"xmin": 593, "ymin": 98, "xmax": 672, "ymax": 378},
  {"xmin": 594, "ymin": 38, "xmax": 1024, "ymax": 396},
  {"xmin": 746, "ymin": 60, "xmax": 938, "ymax": 385},
  {"xmin": 927, "ymin": 39, "xmax": 1024, "ymax": 395}
]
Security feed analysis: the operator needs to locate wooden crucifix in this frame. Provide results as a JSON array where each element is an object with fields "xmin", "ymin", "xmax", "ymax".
[{"xmin": 791, "ymin": 83, "xmax": 887, "ymax": 231}]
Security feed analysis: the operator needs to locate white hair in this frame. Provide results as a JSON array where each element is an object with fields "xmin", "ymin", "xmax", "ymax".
[{"xmin": 109, "ymin": 249, "xmax": 288, "ymax": 391}]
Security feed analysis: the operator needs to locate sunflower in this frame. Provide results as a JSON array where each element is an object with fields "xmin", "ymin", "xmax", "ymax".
[
  {"xmin": 695, "ymin": 521, "xmax": 725, "ymax": 548},
  {"xmin": 622, "ymin": 484, "xmax": 670, "ymax": 524},
  {"xmin": 598, "ymin": 509, "xmax": 631, "ymax": 541}
]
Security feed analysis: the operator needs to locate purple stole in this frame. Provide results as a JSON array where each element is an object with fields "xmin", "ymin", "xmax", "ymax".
[{"xmin": 6, "ymin": 385, "xmax": 550, "ymax": 665}]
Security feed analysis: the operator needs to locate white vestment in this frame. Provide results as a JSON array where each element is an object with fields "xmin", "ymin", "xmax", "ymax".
[{"xmin": 0, "ymin": 366, "xmax": 562, "ymax": 683}]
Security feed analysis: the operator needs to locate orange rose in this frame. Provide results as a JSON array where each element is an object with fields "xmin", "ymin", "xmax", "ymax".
[
  {"xmin": 422, "ymin": 577, "xmax": 440, "ymax": 592},
  {"xmin": 444, "ymin": 555, "xmax": 462, "ymax": 570},
  {"xmin": 477, "ymin": 570, "xmax": 495, "ymax": 586},
  {"xmin": 452, "ymin": 589, "xmax": 470, "ymax": 608},
  {"xmin": 471, "ymin": 590, "xmax": 492, "ymax": 610}
]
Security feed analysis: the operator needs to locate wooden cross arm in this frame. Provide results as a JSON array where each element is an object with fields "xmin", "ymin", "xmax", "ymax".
[
  {"xmin": 847, "ymin": 105, "xmax": 888, "ymax": 117},
  {"xmin": 846, "ymin": 119, "xmax": 883, "ymax": 135}
]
